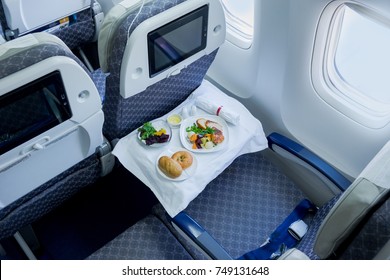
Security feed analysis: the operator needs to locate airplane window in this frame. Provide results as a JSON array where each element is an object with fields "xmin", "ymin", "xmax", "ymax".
[
  {"xmin": 220, "ymin": 0, "xmax": 254, "ymax": 49},
  {"xmin": 312, "ymin": 2, "xmax": 390, "ymax": 129},
  {"xmin": 330, "ymin": 5, "xmax": 390, "ymax": 105}
]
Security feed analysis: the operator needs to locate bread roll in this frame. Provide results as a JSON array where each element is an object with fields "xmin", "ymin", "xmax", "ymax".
[
  {"xmin": 171, "ymin": 151, "xmax": 193, "ymax": 169},
  {"xmin": 158, "ymin": 156, "xmax": 182, "ymax": 178}
]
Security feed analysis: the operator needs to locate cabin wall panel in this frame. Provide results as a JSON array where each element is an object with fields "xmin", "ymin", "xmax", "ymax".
[{"xmin": 207, "ymin": 0, "xmax": 390, "ymax": 182}]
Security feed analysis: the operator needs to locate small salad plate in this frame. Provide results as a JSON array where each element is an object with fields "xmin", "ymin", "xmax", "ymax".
[{"xmin": 137, "ymin": 120, "xmax": 171, "ymax": 147}]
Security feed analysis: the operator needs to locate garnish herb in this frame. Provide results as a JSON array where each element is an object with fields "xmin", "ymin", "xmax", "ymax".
[
  {"xmin": 186, "ymin": 123, "xmax": 215, "ymax": 135},
  {"xmin": 138, "ymin": 122, "xmax": 157, "ymax": 140}
]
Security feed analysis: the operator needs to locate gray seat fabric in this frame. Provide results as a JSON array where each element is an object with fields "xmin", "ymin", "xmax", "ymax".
[
  {"xmin": 0, "ymin": 2, "xmax": 9, "ymax": 40},
  {"xmin": 101, "ymin": 0, "xmax": 218, "ymax": 140},
  {"xmin": 153, "ymin": 151, "xmax": 307, "ymax": 259},
  {"xmin": 295, "ymin": 194, "xmax": 342, "ymax": 259},
  {"xmin": 296, "ymin": 193, "xmax": 390, "ymax": 260},
  {"xmin": 339, "ymin": 197, "xmax": 390, "ymax": 260},
  {"xmin": 87, "ymin": 215, "xmax": 192, "ymax": 260}
]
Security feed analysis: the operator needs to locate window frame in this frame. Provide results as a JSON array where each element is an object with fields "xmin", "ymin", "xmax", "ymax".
[
  {"xmin": 220, "ymin": 0, "xmax": 254, "ymax": 49},
  {"xmin": 312, "ymin": 1, "xmax": 390, "ymax": 129}
]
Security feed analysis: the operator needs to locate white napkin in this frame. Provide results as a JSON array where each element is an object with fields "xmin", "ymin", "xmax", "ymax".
[{"xmin": 195, "ymin": 96, "xmax": 240, "ymax": 125}]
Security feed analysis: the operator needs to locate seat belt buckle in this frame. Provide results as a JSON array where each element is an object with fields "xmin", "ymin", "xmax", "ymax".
[{"xmin": 288, "ymin": 219, "xmax": 308, "ymax": 241}]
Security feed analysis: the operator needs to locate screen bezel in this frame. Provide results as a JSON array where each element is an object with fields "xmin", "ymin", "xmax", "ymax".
[
  {"xmin": 147, "ymin": 4, "xmax": 209, "ymax": 78},
  {"xmin": 0, "ymin": 71, "xmax": 72, "ymax": 155}
]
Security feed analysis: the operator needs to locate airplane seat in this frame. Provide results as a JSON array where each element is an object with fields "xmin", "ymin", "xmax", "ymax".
[
  {"xmin": 0, "ymin": 0, "xmax": 103, "ymax": 49},
  {"xmin": 151, "ymin": 150, "xmax": 312, "ymax": 260},
  {"xmin": 97, "ymin": 0, "xmax": 225, "ymax": 141},
  {"xmin": 86, "ymin": 0, "xmax": 226, "ymax": 260},
  {"xmin": 0, "ymin": 0, "xmax": 107, "ymax": 102},
  {"xmin": 293, "ymin": 191, "xmax": 390, "ymax": 260},
  {"xmin": 152, "ymin": 135, "xmax": 390, "ymax": 260},
  {"xmin": 0, "ymin": 32, "xmax": 111, "ymax": 259}
]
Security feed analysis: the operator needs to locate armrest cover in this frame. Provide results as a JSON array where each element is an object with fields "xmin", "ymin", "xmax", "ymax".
[{"xmin": 172, "ymin": 212, "xmax": 233, "ymax": 260}]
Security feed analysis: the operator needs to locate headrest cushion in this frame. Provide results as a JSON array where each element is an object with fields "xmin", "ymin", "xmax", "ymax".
[
  {"xmin": 0, "ymin": 32, "xmax": 70, "ymax": 60},
  {"xmin": 98, "ymin": 0, "xmax": 151, "ymax": 72}
]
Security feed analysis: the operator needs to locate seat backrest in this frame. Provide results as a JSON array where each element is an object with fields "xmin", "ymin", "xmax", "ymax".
[
  {"xmin": 97, "ymin": 0, "xmax": 225, "ymax": 140},
  {"xmin": 294, "ymin": 140, "xmax": 390, "ymax": 259},
  {"xmin": 0, "ymin": 0, "xmax": 103, "ymax": 49},
  {"xmin": 0, "ymin": 33, "xmax": 105, "ymax": 240}
]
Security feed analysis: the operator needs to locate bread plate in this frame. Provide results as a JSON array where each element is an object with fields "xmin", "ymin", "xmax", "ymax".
[
  {"xmin": 156, "ymin": 148, "xmax": 197, "ymax": 181},
  {"xmin": 179, "ymin": 115, "xmax": 229, "ymax": 153}
]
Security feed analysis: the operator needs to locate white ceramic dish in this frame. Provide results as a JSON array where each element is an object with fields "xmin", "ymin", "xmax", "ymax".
[
  {"xmin": 137, "ymin": 119, "xmax": 172, "ymax": 148},
  {"xmin": 156, "ymin": 148, "xmax": 197, "ymax": 181},
  {"xmin": 179, "ymin": 115, "xmax": 228, "ymax": 153},
  {"xmin": 167, "ymin": 113, "xmax": 183, "ymax": 128}
]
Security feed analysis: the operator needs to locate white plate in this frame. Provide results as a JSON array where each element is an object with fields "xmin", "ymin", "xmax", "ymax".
[
  {"xmin": 137, "ymin": 119, "xmax": 172, "ymax": 148},
  {"xmin": 179, "ymin": 115, "xmax": 229, "ymax": 153},
  {"xmin": 156, "ymin": 148, "xmax": 197, "ymax": 181}
]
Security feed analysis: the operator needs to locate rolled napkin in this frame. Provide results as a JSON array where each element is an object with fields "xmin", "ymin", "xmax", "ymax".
[{"xmin": 195, "ymin": 96, "xmax": 240, "ymax": 125}]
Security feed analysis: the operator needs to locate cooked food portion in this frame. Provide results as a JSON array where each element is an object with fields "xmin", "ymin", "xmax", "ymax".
[
  {"xmin": 205, "ymin": 120, "xmax": 223, "ymax": 131},
  {"xmin": 158, "ymin": 156, "xmax": 183, "ymax": 178},
  {"xmin": 186, "ymin": 118, "xmax": 225, "ymax": 150},
  {"xmin": 196, "ymin": 118, "xmax": 208, "ymax": 130},
  {"xmin": 171, "ymin": 151, "xmax": 193, "ymax": 169}
]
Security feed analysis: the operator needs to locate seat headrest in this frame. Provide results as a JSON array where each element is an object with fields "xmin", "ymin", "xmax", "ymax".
[
  {"xmin": 1, "ymin": 0, "xmax": 92, "ymax": 35},
  {"xmin": 98, "ymin": 0, "xmax": 225, "ymax": 98},
  {"xmin": 0, "ymin": 32, "xmax": 70, "ymax": 60},
  {"xmin": 314, "ymin": 140, "xmax": 390, "ymax": 258},
  {"xmin": 98, "ymin": 0, "xmax": 149, "ymax": 73}
]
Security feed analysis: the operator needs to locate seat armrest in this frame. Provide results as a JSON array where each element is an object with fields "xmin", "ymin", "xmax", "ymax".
[
  {"xmin": 171, "ymin": 212, "xmax": 233, "ymax": 260},
  {"xmin": 267, "ymin": 133, "xmax": 351, "ymax": 191},
  {"xmin": 278, "ymin": 248, "xmax": 310, "ymax": 260}
]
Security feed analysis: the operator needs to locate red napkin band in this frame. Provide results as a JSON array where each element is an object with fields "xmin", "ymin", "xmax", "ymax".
[{"xmin": 216, "ymin": 106, "xmax": 223, "ymax": 116}]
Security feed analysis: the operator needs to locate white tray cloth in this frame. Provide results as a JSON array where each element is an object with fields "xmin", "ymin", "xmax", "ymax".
[{"xmin": 112, "ymin": 80, "xmax": 268, "ymax": 217}]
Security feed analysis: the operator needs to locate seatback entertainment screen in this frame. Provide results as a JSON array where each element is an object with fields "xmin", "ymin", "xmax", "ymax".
[
  {"xmin": 147, "ymin": 5, "xmax": 209, "ymax": 77},
  {"xmin": 0, "ymin": 71, "xmax": 72, "ymax": 155}
]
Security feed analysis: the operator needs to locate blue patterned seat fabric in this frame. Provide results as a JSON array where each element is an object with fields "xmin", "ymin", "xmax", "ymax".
[
  {"xmin": 86, "ymin": 215, "xmax": 192, "ymax": 260},
  {"xmin": 0, "ymin": 156, "xmax": 100, "ymax": 241},
  {"xmin": 102, "ymin": 0, "xmax": 218, "ymax": 140},
  {"xmin": 91, "ymin": 68, "xmax": 109, "ymax": 103},
  {"xmin": 49, "ymin": 8, "xmax": 96, "ymax": 50}
]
